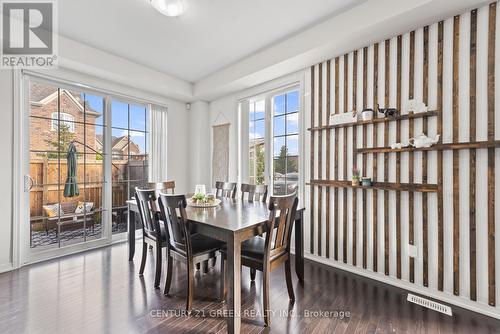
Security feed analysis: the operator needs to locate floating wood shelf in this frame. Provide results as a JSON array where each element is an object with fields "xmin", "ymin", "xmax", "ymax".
[
  {"xmin": 355, "ymin": 140, "xmax": 500, "ymax": 154},
  {"xmin": 307, "ymin": 110, "xmax": 439, "ymax": 131},
  {"xmin": 307, "ymin": 179, "xmax": 439, "ymax": 193}
]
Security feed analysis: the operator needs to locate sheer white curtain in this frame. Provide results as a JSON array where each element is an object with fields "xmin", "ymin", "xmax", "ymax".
[{"xmin": 148, "ymin": 104, "xmax": 168, "ymax": 182}]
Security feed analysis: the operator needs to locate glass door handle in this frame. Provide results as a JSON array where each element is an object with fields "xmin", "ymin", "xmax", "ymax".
[{"xmin": 24, "ymin": 175, "xmax": 34, "ymax": 192}]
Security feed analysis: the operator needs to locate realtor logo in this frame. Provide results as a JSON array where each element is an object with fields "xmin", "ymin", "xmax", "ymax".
[{"xmin": 1, "ymin": 0, "xmax": 57, "ymax": 68}]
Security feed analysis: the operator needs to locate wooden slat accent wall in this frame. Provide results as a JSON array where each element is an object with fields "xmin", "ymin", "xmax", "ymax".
[{"xmin": 306, "ymin": 1, "xmax": 500, "ymax": 312}]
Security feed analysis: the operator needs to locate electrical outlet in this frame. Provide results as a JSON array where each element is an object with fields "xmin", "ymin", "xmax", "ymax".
[{"xmin": 408, "ymin": 244, "xmax": 418, "ymax": 258}]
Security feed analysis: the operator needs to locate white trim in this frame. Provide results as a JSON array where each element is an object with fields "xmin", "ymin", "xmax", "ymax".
[
  {"xmin": 12, "ymin": 69, "xmax": 22, "ymax": 269},
  {"xmin": 304, "ymin": 252, "xmax": 500, "ymax": 320},
  {"xmin": 51, "ymin": 112, "xmax": 75, "ymax": 132},
  {"xmin": 0, "ymin": 263, "xmax": 14, "ymax": 274}
]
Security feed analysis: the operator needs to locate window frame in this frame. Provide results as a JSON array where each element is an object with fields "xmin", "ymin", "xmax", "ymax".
[{"xmin": 243, "ymin": 84, "xmax": 302, "ymax": 197}]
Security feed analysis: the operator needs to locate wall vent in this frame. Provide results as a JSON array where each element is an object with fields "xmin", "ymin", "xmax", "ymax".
[{"xmin": 407, "ymin": 293, "xmax": 453, "ymax": 316}]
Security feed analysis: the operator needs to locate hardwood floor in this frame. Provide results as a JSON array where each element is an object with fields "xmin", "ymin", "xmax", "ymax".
[{"xmin": 1, "ymin": 241, "xmax": 499, "ymax": 334}]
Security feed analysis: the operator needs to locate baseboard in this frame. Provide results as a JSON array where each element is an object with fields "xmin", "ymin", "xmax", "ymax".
[
  {"xmin": 303, "ymin": 252, "xmax": 500, "ymax": 320},
  {"xmin": 0, "ymin": 263, "xmax": 14, "ymax": 273}
]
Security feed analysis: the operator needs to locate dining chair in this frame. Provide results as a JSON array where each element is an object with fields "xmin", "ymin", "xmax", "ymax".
[
  {"xmin": 158, "ymin": 193, "xmax": 224, "ymax": 311},
  {"xmin": 135, "ymin": 188, "xmax": 166, "ymax": 288},
  {"xmin": 240, "ymin": 183, "xmax": 268, "ymax": 202},
  {"xmin": 215, "ymin": 181, "xmax": 237, "ymax": 198},
  {"xmin": 240, "ymin": 183, "xmax": 269, "ymax": 280},
  {"xmin": 149, "ymin": 181, "xmax": 175, "ymax": 194},
  {"xmin": 220, "ymin": 193, "xmax": 299, "ymax": 326}
]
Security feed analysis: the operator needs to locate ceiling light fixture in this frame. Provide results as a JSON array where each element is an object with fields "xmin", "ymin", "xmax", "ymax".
[{"xmin": 151, "ymin": 0, "xmax": 184, "ymax": 17}]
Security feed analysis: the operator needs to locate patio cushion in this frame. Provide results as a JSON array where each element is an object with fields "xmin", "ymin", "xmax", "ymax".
[
  {"xmin": 75, "ymin": 201, "xmax": 94, "ymax": 214},
  {"xmin": 43, "ymin": 203, "xmax": 64, "ymax": 217}
]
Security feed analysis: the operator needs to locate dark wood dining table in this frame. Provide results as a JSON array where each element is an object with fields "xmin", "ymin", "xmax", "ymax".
[{"xmin": 126, "ymin": 197, "xmax": 305, "ymax": 334}]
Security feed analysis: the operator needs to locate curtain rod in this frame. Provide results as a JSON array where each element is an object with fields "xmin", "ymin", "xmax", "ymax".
[{"xmin": 22, "ymin": 69, "xmax": 170, "ymax": 109}]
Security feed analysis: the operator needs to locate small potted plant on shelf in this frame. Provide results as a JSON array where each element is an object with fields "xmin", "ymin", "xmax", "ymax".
[{"xmin": 352, "ymin": 167, "xmax": 361, "ymax": 186}]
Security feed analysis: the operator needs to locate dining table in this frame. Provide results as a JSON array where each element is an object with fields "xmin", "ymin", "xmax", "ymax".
[{"xmin": 126, "ymin": 196, "xmax": 305, "ymax": 334}]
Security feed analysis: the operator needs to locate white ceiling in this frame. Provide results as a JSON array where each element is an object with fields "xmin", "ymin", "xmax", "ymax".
[{"xmin": 59, "ymin": 0, "xmax": 363, "ymax": 82}]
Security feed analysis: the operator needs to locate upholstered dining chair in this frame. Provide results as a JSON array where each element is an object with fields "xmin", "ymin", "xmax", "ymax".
[
  {"xmin": 215, "ymin": 181, "xmax": 237, "ymax": 198},
  {"xmin": 240, "ymin": 183, "xmax": 268, "ymax": 202},
  {"xmin": 135, "ymin": 188, "xmax": 166, "ymax": 288},
  {"xmin": 220, "ymin": 193, "xmax": 298, "ymax": 326},
  {"xmin": 158, "ymin": 193, "xmax": 224, "ymax": 311}
]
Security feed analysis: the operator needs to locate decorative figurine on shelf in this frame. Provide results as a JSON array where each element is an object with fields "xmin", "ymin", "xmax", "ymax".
[
  {"xmin": 408, "ymin": 133, "xmax": 440, "ymax": 148},
  {"xmin": 352, "ymin": 167, "xmax": 361, "ymax": 186},
  {"xmin": 376, "ymin": 104, "xmax": 398, "ymax": 118},
  {"xmin": 360, "ymin": 108, "xmax": 374, "ymax": 121}
]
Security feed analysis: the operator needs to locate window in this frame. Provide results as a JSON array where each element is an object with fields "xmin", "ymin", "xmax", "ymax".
[
  {"xmin": 272, "ymin": 90, "xmax": 299, "ymax": 195},
  {"xmin": 243, "ymin": 87, "xmax": 300, "ymax": 196},
  {"xmin": 111, "ymin": 100, "xmax": 149, "ymax": 234},
  {"xmin": 51, "ymin": 112, "xmax": 75, "ymax": 133},
  {"xmin": 248, "ymin": 100, "xmax": 266, "ymax": 185}
]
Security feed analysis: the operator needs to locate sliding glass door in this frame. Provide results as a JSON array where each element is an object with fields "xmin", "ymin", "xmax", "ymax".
[
  {"xmin": 111, "ymin": 100, "xmax": 149, "ymax": 235},
  {"xmin": 28, "ymin": 80, "xmax": 106, "ymax": 251},
  {"xmin": 23, "ymin": 75, "xmax": 150, "ymax": 261}
]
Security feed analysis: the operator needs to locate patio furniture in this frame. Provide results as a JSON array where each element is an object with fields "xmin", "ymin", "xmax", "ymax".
[{"xmin": 43, "ymin": 202, "xmax": 95, "ymax": 237}]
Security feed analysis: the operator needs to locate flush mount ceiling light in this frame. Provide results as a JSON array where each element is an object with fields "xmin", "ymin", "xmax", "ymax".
[{"xmin": 151, "ymin": 0, "xmax": 185, "ymax": 17}]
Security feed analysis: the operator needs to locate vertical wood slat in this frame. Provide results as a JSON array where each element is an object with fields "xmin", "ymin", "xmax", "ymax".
[
  {"xmin": 396, "ymin": 35, "xmax": 402, "ymax": 280},
  {"xmin": 422, "ymin": 25, "xmax": 430, "ymax": 287},
  {"xmin": 469, "ymin": 8, "xmax": 477, "ymax": 302},
  {"xmin": 452, "ymin": 15, "xmax": 460, "ymax": 296},
  {"xmin": 318, "ymin": 63, "xmax": 323, "ymax": 257},
  {"xmin": 437, "ymin": 21, "xmax": 444, "ymax": 292},
  {"xmin": 384, "ymin": 40, "xmax": 390, "ymax": 276},
  {"xmin": 310, "ymin": 65, "xmax": 315, "ymax": 255},
  {"xmin": 352, "ymin": 50, "xmax": 358, "ymax": 267},
  {"xmin": 408, "ymin": 30, "xmax": 416, "ymax": 284},
  {"xmin": 487, "ymin": 1, "xmax": 496, "ymax": 307},
  {"xmin": 326, "ymin": 60, "xmax": 331, "ymax": 258},
  {"xmin": 362, "ymin": 47, "xmax": 368, "ymax": 269},
  {"xmin": 343, "ymin": 54, "xmax": 349, "ymax": 264},
  {"xmin": 334, "ymin": 57, "xmax": 340, "ymax": 261},
  {"xmin": 373, "ymin": 43, "xmax": 379, "ymax": 272}
]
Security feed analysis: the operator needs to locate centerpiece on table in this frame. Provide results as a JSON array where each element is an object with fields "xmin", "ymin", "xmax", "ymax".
[{"xmin": 187, "ymin": 184, "xmax": 221, "ymax": 208}]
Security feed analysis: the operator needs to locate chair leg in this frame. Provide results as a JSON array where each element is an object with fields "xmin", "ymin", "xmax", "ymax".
[
  {"xmin": 139, "ymin": 242, "xmax": 147, "ymax": 275},
  {"xmin": 263, "ymin": 267, "xmax": 271, "ymax": 326},
  {"xmin": 154, "ymin": 244, "xmax": 162, "ymax": 288},
  {"xmin": 164, "ymin": 253, "xmax": 173, "ymax": 295},
  {"xmin": 186, "ymin": 259, "xmax": 194, "ymax": 312},
  {"xmin": 285, "ymin": 258, "xmax": 295, "ymax": 301},
  {"xmin": 210, "ymin": 256, "xmax": 216, "ymax": 268},
  {"xmin": 250, "ymin": 268, "xmax": 256, "ymax": 281}
]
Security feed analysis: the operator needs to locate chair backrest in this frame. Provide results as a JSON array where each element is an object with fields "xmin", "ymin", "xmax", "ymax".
[
  {"xmin": 215, "ymin": 181, "xmax": 237, "ymax": 198},
  {"xmin": 135, "ymin": 188, "xmax": 161, "ymax": 239},
  {"xmin": 240, "ymin": 183, "xmax": 268, "ymax": 202},
  {"xmin": 157, "ymin": 193, "xmax": 192, "ymax": 255},
  {"xmin": 149, "ymin": 181, "xmax": 175, "ymax": 194},
  {"xmin": 264, "ymin": 193, "xmax": 298, "ymax": 260}
]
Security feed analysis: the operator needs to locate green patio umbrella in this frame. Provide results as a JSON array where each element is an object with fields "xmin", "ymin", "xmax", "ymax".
[{"xmin": 64, "ymin": 142, "xmax": 80, "ymax": 197}]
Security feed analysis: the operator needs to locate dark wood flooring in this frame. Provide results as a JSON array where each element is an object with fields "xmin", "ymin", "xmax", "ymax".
[{"xmin": 1, "ymin": 241, "xmax": 499, "ymax": 334}]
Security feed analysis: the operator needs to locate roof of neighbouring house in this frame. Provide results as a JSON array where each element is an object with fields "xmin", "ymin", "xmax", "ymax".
[
  {"xmin": 30, "ymin": 82, "xmax": 101, "ymax": 117},
  {"xmin": 96, "ymin": 135, "xmax": 141, "ymax": 153}
]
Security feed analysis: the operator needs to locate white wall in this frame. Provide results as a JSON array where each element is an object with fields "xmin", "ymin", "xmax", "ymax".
[{"xmin": 0, "ymin": 70, "xmax": 14, "ymax": 272}]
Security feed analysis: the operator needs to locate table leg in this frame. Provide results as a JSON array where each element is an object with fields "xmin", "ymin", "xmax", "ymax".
[
  {"xmin": 295, "ymin": 211, "xmax": 304, "ymax": 281},
  {"xmin": 128, "ymin": 204, "xmax": 136, "ymax": 261},
  {"xmin": 226, "ymin": 234, "xmax": 241, "ymax": 334}
]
